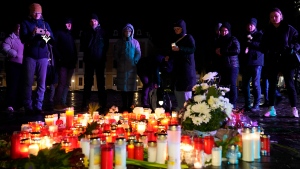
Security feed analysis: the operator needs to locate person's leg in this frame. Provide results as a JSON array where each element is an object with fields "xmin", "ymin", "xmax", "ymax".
[
  {"xmin": 23, "ymin": 57, "xmax": 36, "ymax": 111},
  {"xmin": 34, "ymin": 58, "xmax": 48, "ymax": 111},
  {"xmin": 282, "ymin": 69, "xmax": 297, "ymax": 107},
  {"xmin": 229, "ymin": 67, "xmax": 239, "ymax": 109},
  {"xmin": 82, "ymin": 62, "xmax": 94, "ymax": 108},
  {"xmin": 5, "ymin": 61, "xmax": 21, "ymax": 110},
  {"xmin": 139, "ymin": 74, "xmax": 150, "ymax": 107},
  {"xmin": 264, "ymin": 66, "xmax": 279, "ymax": 117},
  {"xmin": 62, "ymin": 68, "xmax": 74, "ymax": 105},
  {"xmin": 242, "ymin": 67, "xmax": 252, "ymax": 110},
  {"xmin": 174, "ymin": 90, "xmax": 186, "ymax": 111},
  {"xmin": 54, "ymin": 67, "xmax": 67, "ymax": 105},
  {"xmin": 252, "ymin": 66, "xmax": 262, "ymax": 108},
  {"xmin": 95, "ymin": 63, "xmax": 107, "ymax": 111}
]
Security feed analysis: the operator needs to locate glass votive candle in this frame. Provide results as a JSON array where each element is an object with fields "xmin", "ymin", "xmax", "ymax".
[{"xmin": 45, "ymin": 115, "xmax": 54, "ymax": 126}]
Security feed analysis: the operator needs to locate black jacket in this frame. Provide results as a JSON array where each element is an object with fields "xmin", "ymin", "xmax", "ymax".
[
  {"xmin": 53, "ymin": 29, "xmax": 78, "ymax": 69},
  {"xmin": 216, "ymin": 35, "xmax": 240, "ymax": 68},
  {"xmin": 80, "ymin": 25, "xmax": 109, "ymax": 63},
  {"xmin": 240, "ymin": 29, "xmax": 264, "ymax": 67}
]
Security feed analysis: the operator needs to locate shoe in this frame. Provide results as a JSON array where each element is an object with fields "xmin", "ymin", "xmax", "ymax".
[
  {"xmin": 292, "ymin": 107, "xmax": 299, "ymax": 118},
  {"xmin": 7, "ymin": 107, "xmax": 14, "ymax": 113},
  {"xmin": 264, "ymin": 106, "xmax": 276, "ymax": 117},
  {"xmin": 251, "ymin": 105, "xmax": 260, "ymax": 112},
  {"xmin": 54, "ymin": 104, "xmax": 68, "ymax": 111}
]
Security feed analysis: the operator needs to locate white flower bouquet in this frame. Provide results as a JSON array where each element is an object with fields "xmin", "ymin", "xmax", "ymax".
[{"xmin": 180, "ymin": 72, "xmax": 234, "ymax": 132}]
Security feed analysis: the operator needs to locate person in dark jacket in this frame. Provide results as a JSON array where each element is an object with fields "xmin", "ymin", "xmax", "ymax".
[
  {"xmin": 80, "ymin": 14, "xmax": 109, "ymax": 113},
  {"xmin": 53, "ymin": 17, "xmax": 78, "ymax": 110},
  {"xmin": 260, "ymin": 8, "xmax": 299, "ymax": 117},
  {"xmin": 216, "ymin": 22, "xmax": 240, "ymax": 109},
  {"xmin": 240, "ymin": 18, "xmax": 264, "ymax": 112},
  {"xmin": 20, "ymin": 3, "xmax": 54, "ymax": 114},
  {"xmin": 168, "ymin": 19, "xmax": 197, "ymax": 111}
]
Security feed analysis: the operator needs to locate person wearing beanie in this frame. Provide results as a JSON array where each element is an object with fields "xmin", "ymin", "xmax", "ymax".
[
  {"xmin": 165, "ymin": 19, "xmax": 196, "ymax": 111},
  {"xmin": 80, "ymin": 13, "xmax": 109, "ymax": 113},
  {"xmin": 113, "ymin": 23, "xmax": 141, "ymax": 112},
  {"xmin": 260, "ymin": 7, "xmax": 299, "ymax": 118},
  {"xmin": 20, "ymin": 3, "xmax": 54, "ymax": 115},
  {"xmin": 239, "ymin": 17, "xmax": 264, "ymax": 112},
  {"xmin": 215, "ymin": 21, "xmax": 240, "ymax": 109},
  {"xmin": 52, "ymin": 17, "xmax": 78, "ymax": 111}
]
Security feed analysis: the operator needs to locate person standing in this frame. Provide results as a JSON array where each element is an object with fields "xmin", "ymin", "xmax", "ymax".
[
  {"xmin": 53, "ymin": 17, "xmax": 78, "ymax": 110},
  {"xmin": 114, "ymin": 23, "xmax": 141, "ymax": 112},
  {"xmin": 260, "ymin": 8, "xmax": 299, "ymax": 117},
  {"xmin": 215, "ymin": 22, "xmax": 240, "ymax": 109},
  {"xmin": 2, "ymin": 22, "xmax": 24, "ymax": 113},
  {"xmin": 168, "ymin": 19, "xmax": 197, "ymax": 111},
  {"xmin": 20, "ymin": 3, "xmax": 54, "ymax": 114},
  {"xmin": 240, "ymin": 18, "xmax": 264, "ymax": 112},
  {"xmin": 80, "ymin": 14, "xmax": 109, "ymax": 113}
]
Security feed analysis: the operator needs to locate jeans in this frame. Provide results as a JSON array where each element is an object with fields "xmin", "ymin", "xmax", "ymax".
[
  {"xmin": 219, "ymin": 67, "xmax": 239, "ymax": 108},
  {"xmin": 266, "ymin": 66, "xmax": 297, "ymax": 107},
  {"xmin": 242, "ymin": 66, "xmax": 262, "ymax": 107},
  {"xmin": 23, "ymin": 57, "xmax": 48, "ymax": 110},
  {"xmin": 54, "ymin": 67, "xmax": 74, "ymax": 105},
  {"xmin": 174, "ymin": 90, "xmax": 192, "ymax": 111}
]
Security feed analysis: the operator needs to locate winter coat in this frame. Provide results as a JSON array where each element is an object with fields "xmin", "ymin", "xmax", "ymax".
[
  {"xmin": 2, "ymin": 32, "xmax": 24, "ymax": 64},
  {"xmin": 80, "ymin": 25, "xmax": 109, "ymax": 63},
  {"xmin": 53, "ymin": 29, "xmax": 78, "ymax": 69},
  {"xmin": 240, "ymin": 29, "xmax": 264, "ymax": 68},
  {"xmin": 216, "ymin": 35, "xmax": 240, "ymax": 68},
  {"xmin": 260, "ymin": 21, "xmax": 300, "ymax": 68},
  {"xmin": 114, "ymin": 23, "xmax": 141, "ymax": 91},
  {"xmin": 170, "ymin": 19, "xmax": 197, "ymax": 91},
  {"xmin": 20, "ymin": 17, "xmax": 54, "ymax": 59}
]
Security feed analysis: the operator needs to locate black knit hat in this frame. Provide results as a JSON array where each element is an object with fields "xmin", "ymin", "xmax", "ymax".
[
  {"xmin": 249, "ymin": 18, "xmax": 257, "ymax": 26},
  {"xmin": 65, "ymin": 17, "xmax": 72, "ymax": 24},
  {"xmin": 220, "ymin": 22, "xmax": 231, "ymax": 31},
  {"xmin": 90, "ymin": 13, "xmax": 99, "ymax": 21}
]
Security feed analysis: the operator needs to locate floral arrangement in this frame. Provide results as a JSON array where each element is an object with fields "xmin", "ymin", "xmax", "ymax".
[{"xmin": 180, "ymin": 72, "xmax": 234, "ymax": 132}]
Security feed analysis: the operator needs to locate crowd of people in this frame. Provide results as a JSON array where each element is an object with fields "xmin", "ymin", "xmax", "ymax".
[{"xmin": 1, "ymin": 3, "xmax": 299, "ymax": 118}]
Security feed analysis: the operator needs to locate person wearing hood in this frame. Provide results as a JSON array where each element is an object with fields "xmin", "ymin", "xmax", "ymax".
[
  {"xmin": 114, "ymin": 23, "xmax": 141, "ymax": 111},
  {"xmin": 216, "ymin": 21, "xmax": 240, "ymax": 109},
  {"xmin": 80, "ymin": 13, "xmax": 109, "ymax": 113},
  {"xmin": 168, "ymin": 19, "xmax": 196, "ymax": 111},
  {"xmin": 260, "ymin": 8, "xmax": 300, "ymax": 118},
  {"xmin": 20, "ymin": 3, "xmax": 54, "ymax": 114},
  {"xmin": 240, "ymin": 18, "xmax": 264, "ymax": 112},
  {"xmin": 52, "ymin": 17, "xmax": 78, "ymax": 111}
]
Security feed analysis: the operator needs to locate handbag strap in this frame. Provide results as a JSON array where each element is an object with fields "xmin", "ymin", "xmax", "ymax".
[{"xmin": 175, "ymin": 34, "xmax": 187, "ymax": 43}]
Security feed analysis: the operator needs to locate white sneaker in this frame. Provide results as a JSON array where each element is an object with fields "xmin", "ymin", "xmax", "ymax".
[
  {"xmin": 292, "ymin": 107, "xmax": 299, "ymax": 118},
  {"xmin": 7, "ymin": 107, "xmax": 14, "ymax": 112},
  {"xmin": 264, "ymin": 106, "xmax": 276, "ymax": 117}
]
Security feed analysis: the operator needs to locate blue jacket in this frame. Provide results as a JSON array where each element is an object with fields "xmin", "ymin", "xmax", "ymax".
[{"xmin": 20, "ymin": 17, "xmax": 54, "ymax": 59}]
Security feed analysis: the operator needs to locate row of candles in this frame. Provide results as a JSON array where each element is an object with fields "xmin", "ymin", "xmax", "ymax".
[{"xmin": 10, "ymin": 106, "xmax": 270, "ymax": 169}]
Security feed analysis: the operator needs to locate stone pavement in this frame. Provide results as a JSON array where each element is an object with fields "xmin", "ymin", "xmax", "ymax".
[{"xmin": 0, "ymin": 89, "xmax": 300, "ymax": 169}]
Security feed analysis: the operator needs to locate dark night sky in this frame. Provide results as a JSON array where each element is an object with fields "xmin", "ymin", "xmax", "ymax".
[{"xmin": 0, "ymin": 0, "xmax": 298, "ymax": 48}]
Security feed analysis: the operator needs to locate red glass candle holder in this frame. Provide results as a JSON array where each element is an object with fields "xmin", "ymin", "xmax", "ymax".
[
  {"xmin": 101, "ymin": 144, "xmax": 113, "ymax": 169},
  {"xmin": 134, "ymin": 142, "xmax": 144, "ymax": 160},
  {"xmin": 203, "ymin": 136, "xmax": 215, "ymax": 154}
]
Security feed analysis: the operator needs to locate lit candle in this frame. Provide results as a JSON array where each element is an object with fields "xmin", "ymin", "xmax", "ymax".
[
  {"xmin": 45, "ymin": 115, "xmax": 54, "ymax": 126},
  {"xmin": 66, "ymin": 107, "xmax": 74, "ymax": 129},
  {"xmin": 252, "ymin": 127, "xmax": 261, "ymax": 159},
  {"xmin": 101, "ymin": 144, "xmax": 114, "ymax": 169},
  {"xmin": 28, "ymin": 143, "xmax": 39, "ymax": 156},
  {"xmin": 127, "ymin": 140, "xmax": 135, "ymax": 159},
  {"xmin": 48, "ymin": 125, "xmax": 58, "ymax": 137},
  {"xmin": 194, "ymin": 162, "xmax": 202, "ymax": 169},
  {"xmin": 137, "ymin": 122, "xmax": 146, "ymax": 135},
  {"xmin": 242, "ymin": 127, "xmax": 254, "ymax": 162}
]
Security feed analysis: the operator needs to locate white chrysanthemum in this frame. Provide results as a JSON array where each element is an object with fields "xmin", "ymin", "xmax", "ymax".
[
  {"xmin": 201, "ymin": 112, "xmax": 211, "ymax": 123},
  {"xmin": 183, "ymin": 108, "xmax": 191, "ymax": 120},
  {"xmin": 191, "ymin": 102, "xmax": 210, "ymax": 115},
  {"xmin": 192, "ymin": 116, "xmax": 203, "ymax": 125},
  {"xmin": 219, "ymin": 86, "xmax": 230, "ymax": 92},
  {"xmin": 200, "ymin": 83, "xmax": 209, "ymax": 90},
  {"xmin": 207, "ymin": 96, "xmax": 219, "ymax": 110},
  {"xmin": 194, "ymin": 95, "xmax": 206, "ymax": 103},
  {"xmin": 202, "ymin": 72, "xmax": 218, "ymax": 81}
]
